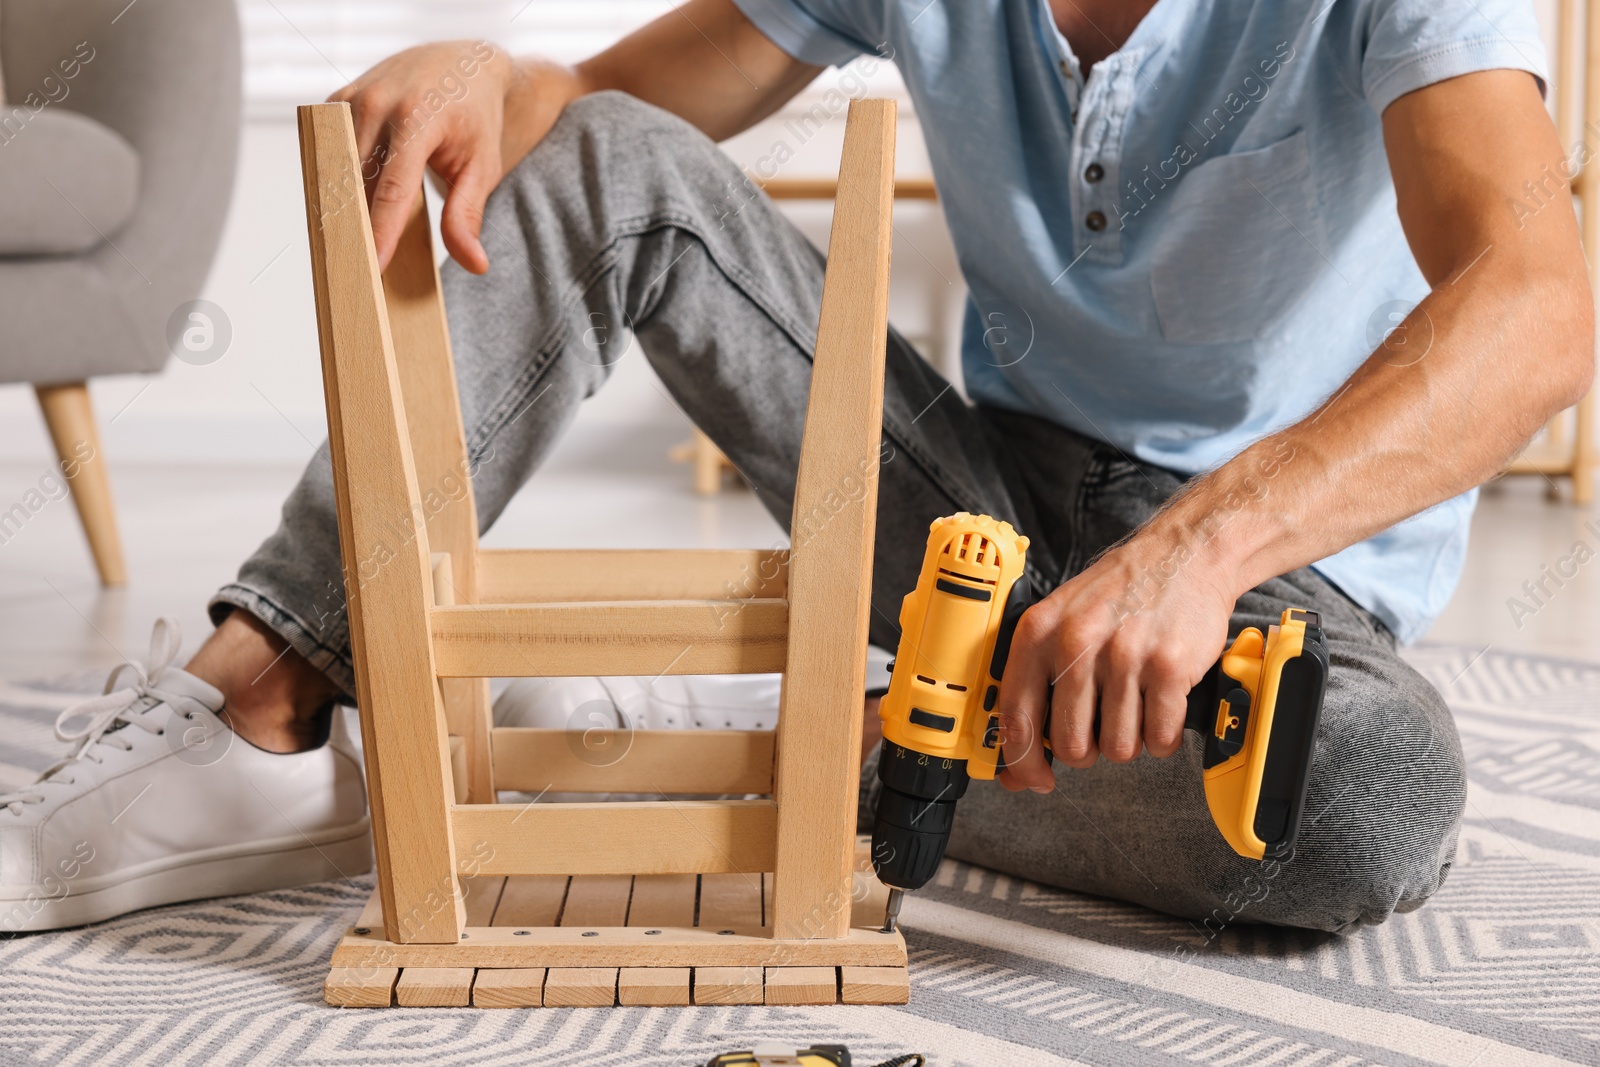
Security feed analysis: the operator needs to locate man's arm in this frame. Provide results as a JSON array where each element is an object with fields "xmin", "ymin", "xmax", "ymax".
[
  {"xmin": 997, "ymin": 68, "xmax": 1594, "ymax": 790},
  {"xmin": 332, "ymin": 0, "xmax": 821, "ymax": 273}
]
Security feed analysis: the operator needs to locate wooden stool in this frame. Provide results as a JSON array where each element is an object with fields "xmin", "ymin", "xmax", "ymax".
[{"xmin": 297, "ymin": 98, "xmax": 908, "ymax": 1007}]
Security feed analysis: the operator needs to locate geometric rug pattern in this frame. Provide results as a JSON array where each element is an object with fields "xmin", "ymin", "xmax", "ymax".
[{"xmin": 0, "ymin": 644, "xmax": 1596, "ymax": 1066}]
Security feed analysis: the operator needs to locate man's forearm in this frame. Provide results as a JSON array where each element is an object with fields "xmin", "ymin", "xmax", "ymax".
[
  {"xmin": 1148, "ymin": 254, "xmax": 1591, "ymax": 601},
  {"xmin": 1133, "ymin": 70, "xmax": 1594, "ymax": 606},
  {"xmin": 501, "ymin": 0, "xmax": 819, "ymax": 162}
]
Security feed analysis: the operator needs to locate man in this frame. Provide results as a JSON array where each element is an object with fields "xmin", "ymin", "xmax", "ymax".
[{"xmin": 3, "ymin": 0, "xmax": 1589, "ymax": 934}]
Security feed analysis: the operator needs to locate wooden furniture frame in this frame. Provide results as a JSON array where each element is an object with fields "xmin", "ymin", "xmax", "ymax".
[
  {"xmin": 299, "ymin": 98, "xmax": 907, "ymax": 1008},
  {"xmin": 1506, "ymin": 0, "xmax": 1598, "ymax": 503}
]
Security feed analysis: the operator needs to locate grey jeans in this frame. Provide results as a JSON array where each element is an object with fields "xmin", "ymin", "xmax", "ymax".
[{"xmin": 213, "ymin": 91, "xmax": 1465, "ymax": 934}]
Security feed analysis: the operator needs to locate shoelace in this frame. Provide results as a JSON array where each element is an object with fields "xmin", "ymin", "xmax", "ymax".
[{"xmin": 3, "ymin": 618, "xmax": 190, "ymax": 816}]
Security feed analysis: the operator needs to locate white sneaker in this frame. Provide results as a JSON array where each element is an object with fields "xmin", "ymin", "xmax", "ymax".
[
  {"xmin": 0, "ymin": 619, "xmax": 370, "ymax": 932},
  {"xmin": 493, "ymin": 646, "xmax": 894, "ymax": 733}
]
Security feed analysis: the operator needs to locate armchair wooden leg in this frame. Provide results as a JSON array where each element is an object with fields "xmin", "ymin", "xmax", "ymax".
[
  {"xmin": 34, "ymin": 381, "xmax": 127, "ymax": 586},
  {"xmin": 692, "ymin": 429, "xmax": 726, "ymax": 495},
  {"xmin": 668, "ymin": 428, "xmax": 736, "ymax": 495}
]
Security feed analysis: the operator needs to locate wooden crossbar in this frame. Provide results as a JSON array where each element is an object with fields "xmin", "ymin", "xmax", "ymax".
[
  {"xmin": 477, "ymin": 548, "xmax": 787, "ymax": 602},
  {"xmin": 453, "ymin": 800, "xmax": 776, "ymax": 875},
  {"xmin": 758, "ymin": 176, "xmax": 936, "ymax": 201},
  {"xmin": 429, "ymin": 600, "xmax": 788, "ymax": 677},
  {"xmin": 490, "ymin": 728, "xmax": 775, "ymax": 794}
]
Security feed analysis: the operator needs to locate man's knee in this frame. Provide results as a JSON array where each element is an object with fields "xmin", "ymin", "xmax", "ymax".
[
  {"xmin": 498, "ymin": 89, "xmax": 746, "ymax": 224},
  {"xmin": 558, "ymin": 89, "xmax": 698, "ymax": 143},
  {"xmin": 1266, "ymin": 677, "xmax": 1465, "ymax": 930},
  {"xmin": 526, "ymin": 90, "xmax": 720, "ymax": 182}
]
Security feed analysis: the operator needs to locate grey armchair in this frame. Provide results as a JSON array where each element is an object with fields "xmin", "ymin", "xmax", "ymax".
[{"xmin": 0, "ymin": 0, "xmax": 240, "ymax": 584}]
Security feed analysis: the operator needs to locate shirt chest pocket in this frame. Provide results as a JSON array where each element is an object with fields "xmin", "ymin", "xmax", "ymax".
[{"xmin": 1147, "ymin": 130, "xmax": 1328, "ymax": 345}]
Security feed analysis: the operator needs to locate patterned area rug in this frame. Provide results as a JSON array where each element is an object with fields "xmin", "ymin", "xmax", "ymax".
[{"xmin": 0, "ymin": 645, "xmax": 1596, "ymax": 1067}]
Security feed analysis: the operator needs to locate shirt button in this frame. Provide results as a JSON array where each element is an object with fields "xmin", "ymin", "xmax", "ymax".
[
  {"xmin": 1085, "ymin": 210, "xmax": 1107, "ymax": 231},
  {"xmin": 1084, "ymin": 162, "xmax": 1104, "ymax": 183}
]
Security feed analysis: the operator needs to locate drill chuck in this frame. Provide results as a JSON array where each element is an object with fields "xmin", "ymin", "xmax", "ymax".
[{"xmin": 869, "ymin": 739, "xmax": 970, "ymax": 892}]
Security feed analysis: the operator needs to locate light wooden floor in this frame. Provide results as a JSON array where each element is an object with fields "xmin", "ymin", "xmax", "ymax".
[{"xmin": 0, "ymin": 426, "xmax": 1593, "ymax": 680}]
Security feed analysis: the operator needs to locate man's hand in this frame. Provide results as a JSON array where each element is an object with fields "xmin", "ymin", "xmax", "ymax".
[
  {"xmin": 995, "ymin": 517, "xmax": 1236, "ymax": 791},
  {"xmin": 331, "ymin": 43, "xmax": 581, "ymax": 274},
  {"xmin": 329, "ymin": 0, "xmax": 818, "ymax": 275}
]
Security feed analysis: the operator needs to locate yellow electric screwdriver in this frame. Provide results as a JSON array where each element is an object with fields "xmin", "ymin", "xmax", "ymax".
[{"xmin": 870, "ymin": 513, "xmax": 1329, "ymax": 931}]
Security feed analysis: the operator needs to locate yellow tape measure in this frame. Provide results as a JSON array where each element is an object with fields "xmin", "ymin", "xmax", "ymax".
[{"xmin": 706, "ymin": 1046, "xmax": 925, "ymax": 1067}]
